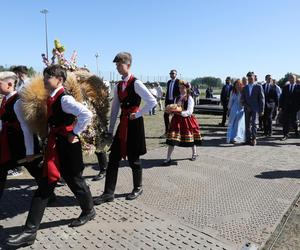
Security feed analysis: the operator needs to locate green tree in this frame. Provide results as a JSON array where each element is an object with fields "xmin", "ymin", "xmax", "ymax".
[
  {"xmin": 191, "ymin": 76, "xmax": 222, "ymax": 88},
  {"xmin": 277, "ymin": 72, "xmax": 300, "ymax": 88},
  {"xmin": 0, "ymin": 65, "xmax": 36, "ymax": 77}
]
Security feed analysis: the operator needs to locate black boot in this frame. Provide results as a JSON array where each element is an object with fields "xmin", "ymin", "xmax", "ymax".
[
  {"xmin": 93, "ymin": 160, "xmax": 118, "ymax": 205},
  {"xmin": 7, "ymin": 196, "xmax": 48, "ymax": 247},
  {"xmin": 69, "ymin": 184, "xmax": 95, "ymax": 227},
  {"xmin": 48, "ymin": 192, "xmax": 57, "ymax": 205},
  {"xmin": 92, "ymin": 152, "xmax": 107, "ymax": 181},
  {"xmin": 93, "ymin": 193, "xmax": 114, "ymax": 205},
  {"xmin": 126, "ymin": 168, "xmax": 143, "ymax": 200},
  {"xmin": 69, "ymin": 208, "xmax": 96, "ymax": 227}
]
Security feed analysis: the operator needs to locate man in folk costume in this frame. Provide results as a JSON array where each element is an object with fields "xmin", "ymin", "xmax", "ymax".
[
  {"xmin": 0, "ymin": 72, "xmax": 42, "ymax": 200},
  {"xmin": 94, "ymin": 52, "xmax": 157, "ymax": 204},
  {"xmin": 7, "ymin": 65, "xmax": 95, "ymax": 248}
]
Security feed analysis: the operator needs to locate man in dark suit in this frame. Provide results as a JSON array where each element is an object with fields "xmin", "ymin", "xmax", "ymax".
[
  {"xmin": 219, "ymin": 76, "xmax": 233, "ymax": 126},
  {"xmin": 279, "ymin": 74, "xmax": 300, "ymax": 140},
  {"xmin": 241, "ymin": 72, "xmax": 265, "ymax": 146},
  {"xmin": 163, "ymin": 69, "xmax": 180, "ymax": 135},
  {"xmin": 262, "ymin": 74, "xmax": 279, "ymax": 136}
]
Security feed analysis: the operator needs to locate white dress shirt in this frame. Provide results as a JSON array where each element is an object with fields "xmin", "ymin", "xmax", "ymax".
[
  {"xmin": 275, "ymin": 84, "xmax": 282, "ymax": 97},
  {"xmin": 109, "ymin": 74, "xmax": 157, "ymax": 134},
  {"xmin": 289, "ymin": 83, "xmax": 295, "ymax": 93},
  {"xmin": 265, "ymin": 83, "xmax": 270, "ymax": 93},
  {"xmin": 168, "ymin": 79, "xmax": 176, "ymax": 100},
  {"xmin": 0, "ymin": 91, "xmax": 35, "ymax": 155},
  {"xmin": 179, "ymin": 96, "xmax": 195, "ymax": 117},
  {"xmin": 50, "ymin": 86, "xmax": 93, "ymax": 135},
  {"xmin": 156, "ymin": 86, "xmax": 163, "ymax": 98},
  {"xmin": 14, "ymin": 99, "xmax": 35, "ymax": 155},
  {"xmin": 16, "ymin": 78, "xmax": 31, "ymax": 92},
  {"xmin": 248, "ymin": 83, "xmax": 254, "ymax": 96},
  {"xmin": 149, "ymin": 88, "xmax": 158, "ymax": 98}
]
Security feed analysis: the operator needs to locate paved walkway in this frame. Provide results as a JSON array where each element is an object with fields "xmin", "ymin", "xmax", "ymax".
[{"xmin": 0, "ymin": 129, "xmax": 299, "ymax": 249}]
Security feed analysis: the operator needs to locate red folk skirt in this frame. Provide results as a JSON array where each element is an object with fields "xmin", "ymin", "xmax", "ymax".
[{"xmin": 166, "ymin": 114, "xmax": 202, "ymax": 147}]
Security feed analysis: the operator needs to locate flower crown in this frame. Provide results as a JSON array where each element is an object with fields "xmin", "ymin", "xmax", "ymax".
[{"xmin": 42, "ymin": 39, "xmax": 78, "ymax": 71}]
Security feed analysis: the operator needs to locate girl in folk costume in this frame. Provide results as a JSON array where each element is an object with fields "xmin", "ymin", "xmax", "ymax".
[
  {"xmin": 0, "ymin": 72, "xmax": 43, "ymax": 200},
  {"xmin": 163, "ymin": 80, "xmax": 202, "ymax": 165},
  {"xmin": 7, "ymin": 65, "xmax": 95, "ymax": 248},
  {"xmin": 94, "ymin": 52, "xmax": 157, "ymax": 205}
]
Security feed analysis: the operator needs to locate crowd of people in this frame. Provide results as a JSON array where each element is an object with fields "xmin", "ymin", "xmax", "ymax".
[
  {"xmin": 0, "ymin": 48, "xmax": 299, "ymax": 248},
  {"xmin": 221, "ymin": 72, "xmax": 300, "ymax": 146}
]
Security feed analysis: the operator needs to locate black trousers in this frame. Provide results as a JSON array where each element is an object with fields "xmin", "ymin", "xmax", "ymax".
[
  {"xmin": 0, "ymin": 159, "xmax": 42, "ymax": 200},
  {"xmin": 33, "ymin": 169, "xmax": 93, "ymax": 212},
  {"xmin": 21, "ymin": 166, "xmax": 94, "ymax": 233},
  {"xmin": 104, "ymin": 153, "xmax": 141, "ymax": 195},
  {"xmin": 221, "ymin": 103, "xmax": 228, "ymax": 125},
  {"xmin": 263, "ymin": 104, "xmax": 275, "ymax": 135},
  {"xmin": 29, "ymin": 138, "xmax": 94, "ymax": 217},
  {"xmin": 282, "ymin": 109, "xmax": 298, "ymax": 136}
]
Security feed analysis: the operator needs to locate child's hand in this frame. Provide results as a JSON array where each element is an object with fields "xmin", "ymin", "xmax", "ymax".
[
  {"xmin": 129, "ymin": 113, "xmax": 136, "ymax": 120},
  {"xmin": 68, "ymin": 133, "xmax": 79, "ymax": 144}
]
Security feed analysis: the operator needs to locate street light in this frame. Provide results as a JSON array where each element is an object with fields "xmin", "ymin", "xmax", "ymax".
[
  {"xmin": 40, "ymin": 9, "xmax": 49, "ymax": 59},
  {"xmin": 95, "ymin": 52, "xmax": 100, "ymax": 76}
]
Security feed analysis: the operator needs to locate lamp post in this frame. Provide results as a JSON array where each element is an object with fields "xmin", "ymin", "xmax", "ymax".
[
  {"xmin": 95, "ymin": 52, "xmax": 100, "ymax": 76},
  {"xmin": 40, "ymin": 9, "xmax": 49, "ymax": 59}
]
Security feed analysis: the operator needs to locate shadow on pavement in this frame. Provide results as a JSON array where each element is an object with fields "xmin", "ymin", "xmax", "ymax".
[{"xmin": 255, "ymin": 170, "xmax": 300, "ymax": 179}]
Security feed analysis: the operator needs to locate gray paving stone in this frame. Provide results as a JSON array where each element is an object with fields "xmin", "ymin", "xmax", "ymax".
[{"xmin": 0, "ymin": 134, "xmax": 299, "ymax": 249}]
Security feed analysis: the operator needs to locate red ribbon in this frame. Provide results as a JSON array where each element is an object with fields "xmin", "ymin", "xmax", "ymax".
[
  {"xmin": 43, "ymin": 124, "xmax": 74, "ymax": 183},
  {"xmin": 116, "ymin": 75, "xmax": 140, "ymax": 159},
  {"xmin": 47, "ymin": 87, "xmax": 65, "ymax": 119},
  {"xmin": 44, "ymin": 87, "xmax": 74, "ymax": 183},
  {"xmin": 119, "ymin": 106, "xmax": 140, "ymax": 160}
]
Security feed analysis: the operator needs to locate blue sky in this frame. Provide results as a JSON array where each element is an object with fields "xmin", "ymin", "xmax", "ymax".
[{"xmin": 1, "ymin": 0, "xmax": 299, "ymax": 82}]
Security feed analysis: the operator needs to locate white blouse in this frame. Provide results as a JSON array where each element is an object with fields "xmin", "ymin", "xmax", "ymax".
[
  {"xmin": 109, "ymin": 75, "xmax": 157, "ymax": 134},
  {"xmin": 176, "ymin": 95, "xmax": 195, "ymax": 117},
  {"xmin": 50, "ymin": 86, "xmax": 93, "ymax": 135}
]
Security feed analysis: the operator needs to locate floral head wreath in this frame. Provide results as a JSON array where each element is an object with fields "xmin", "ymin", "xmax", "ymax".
[{"xmin": 41, "ymin": 39, "xmax": 78, "ymax": 71}]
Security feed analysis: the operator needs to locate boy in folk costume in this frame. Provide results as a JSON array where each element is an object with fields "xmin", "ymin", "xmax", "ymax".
[
  {"xmin": 94, "ymin": 52, "xmax": 157, "ymax": 204},
  {"xmin": 7, "ymin": 65, "xmax": 95, "ymax": 248},
  {"xmin": 43, "ymin": 40, "xmax": 111, "ymax": 182},
  {"xmin": 0, "ymin": 72, "xmax": 42, "ymax": 200}
]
